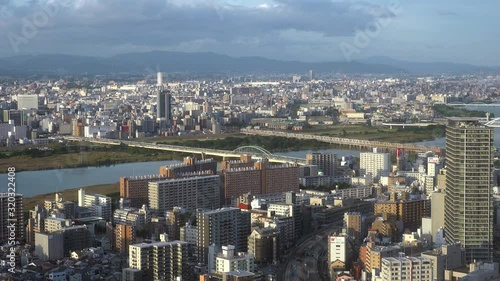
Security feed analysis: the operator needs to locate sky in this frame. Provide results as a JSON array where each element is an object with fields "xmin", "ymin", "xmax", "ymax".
[{"xmin": 0, "ymin": 0, "xmax": 498, "ymax": 66}]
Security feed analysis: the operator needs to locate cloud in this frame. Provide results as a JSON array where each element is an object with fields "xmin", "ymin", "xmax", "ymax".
[
  {"xmin": 0, "ymin": 0, "xmax": 394, "ymax": 58},
  {"xmin": 437, "ymin": 10, "xmax": 458, "ymax": 16}
]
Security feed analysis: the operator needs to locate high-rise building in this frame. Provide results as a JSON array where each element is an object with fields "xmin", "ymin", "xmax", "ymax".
[
  {"xmin": 120, "ymin": 174, "xmax": 167, "ymax": 208},
  {"xmin": 379, "ymin": 257, "xmax": 433, "ymax": 281},
  {"xmin": 360, "ymin": 148, "xmax": 391, "ymax": 181},
  {"xmin": 148, "ymin": 173, "xmax": 220, "ymax": 214},
  {"xmin": 157, "ymin": 72, "xmax": 163, "ymax": 87},
  {"xmin": 197, "ymin": 208, "xmax": 251, "ymax": 265},
  {"xmin": 306, "ymin": 153, "xmax": 336, "ymax": 176},
  {"xmin": 0, "ymin": 193, "xmax": 24, "ymax": 244},
  {"xmin": 222, "ymin": 160, "xmax": 300, "ymax": 202},
  {"xmin": 444, "ymin": 117, "xmax": 494, "ymax": 262},
  {"xmin": 248, "ymin": 228, "xmax": 280, "ymax": 264},
  {"xmin": 157, "ymin": 90, "xmax": 172, "ymax": 122},
  {"xmin": 128, "ymin": 241, "xmax": 189, "ymax": 281},
  {"xmin": 115, "ymin": 224, "xmax": 136, "ymax": 255}
]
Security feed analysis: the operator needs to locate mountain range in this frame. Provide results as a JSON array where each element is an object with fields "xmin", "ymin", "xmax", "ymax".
[{"xmin": 0, "ymin": 51, "xmax": 498, "ymax": 76}]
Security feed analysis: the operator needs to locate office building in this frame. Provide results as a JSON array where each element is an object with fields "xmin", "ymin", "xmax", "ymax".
[
  {"xmin": 120, "ymin": 174, "xmax": 167, "ymax": 208},
  {"xmin": 328, "ymin": 234, "xmax": 351, "ymax": 271},
  {"xmin": 306, "ymin": 153, "xmax": 336, "ymax": 176},
  {"xmin": 248, "ymin": 228, "xmax": 280, "ymax": 264},
  {"xmin": 148, "ymin": 173, "xmax": 220, "ymax": 214},
  {"xmin": 17, "ymin": 94, "xmax": 38, "ymax": 110},
  {"xmin": 444, "ymin": 118, "xmax": 494, "ymax": 262},
  {"xmin": 78, "ymin": 188, "xmax": 112, "ymax": 221},
  {"xmin": 115, "ymin": 224, "xmax": 136, "ymax": 255},
  {"xmin": 215, "ymin": 245, "xmax": 254, "ymax": 274},
  {"xmin": 157, "ymin": 90, "xmax": 172, "ymax": 122},
  {"xmin": 34, "ymin": 232, "xmax": 64, "ymax": 261},
  {"xmin": 0, "ymin": 193, "xmax": 24, "ymax": 244},
  {"xmin": 379, "ymin": 257, "xmax": 433, "ymax": 281},
  {"xmin": 197, "ymin": 208, "xmax": 251, "ymax": 265},
  {"xmin": 360, "ymin": 148, "xmax": 391, "ymax": 181},
  {"xmin": 128, "ymin": 241, "xmax": 189, "ymax": 281}
]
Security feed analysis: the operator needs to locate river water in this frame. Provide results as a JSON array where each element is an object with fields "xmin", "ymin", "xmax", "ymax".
[{"xmin": 4, "ymin": 104, "xmax": 500, "ymax": 197}]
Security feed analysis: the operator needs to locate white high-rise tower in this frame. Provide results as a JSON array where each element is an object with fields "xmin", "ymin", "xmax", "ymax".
[{"xmin": 157, "ymin": 72, "xmax": 163, "ymax": 87}]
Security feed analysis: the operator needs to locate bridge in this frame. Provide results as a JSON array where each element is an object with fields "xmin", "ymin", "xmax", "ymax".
[
  {"xmin": 63, "ymin": 136, "xmax": 307, "ymax": 165},
  {"xmin": 381, "ymin": 122, "xmax": 439, "ymax": 129},
  {"xmin": 241, "ymin": 129, "xmax": 442, "ymax": 153}
]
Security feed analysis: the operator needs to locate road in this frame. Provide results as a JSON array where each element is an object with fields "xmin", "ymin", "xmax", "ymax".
[{"xmin": 277, "ymin": 223, "xmax": 341, "ymax": 281}]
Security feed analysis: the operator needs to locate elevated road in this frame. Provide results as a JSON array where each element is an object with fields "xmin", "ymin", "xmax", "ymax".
[
  {"xmin": 63, "ymin": 136, "xmax": 307, "ymax": 165},
  {"xmin": 241, "ymin": 128, "xmax": 442, "ymax": 153}
]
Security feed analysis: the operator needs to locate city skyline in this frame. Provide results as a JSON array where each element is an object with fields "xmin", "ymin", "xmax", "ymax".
[{"xmin": 0, "ymin": 0, "xmax": 499, "ymax": 66}]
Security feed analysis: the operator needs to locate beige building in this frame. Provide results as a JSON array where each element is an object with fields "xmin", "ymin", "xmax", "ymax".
[{"xmin": 148, "ymin": 173, "xmax": 220, "ymax": 213}]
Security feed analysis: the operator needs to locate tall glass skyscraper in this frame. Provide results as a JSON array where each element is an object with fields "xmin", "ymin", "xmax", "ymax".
[{"xmin": 444, "ymin": 117, "xmax": 493, "ymax": 262}]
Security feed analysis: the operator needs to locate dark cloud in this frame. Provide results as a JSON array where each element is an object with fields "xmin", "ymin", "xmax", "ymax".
[{"xmin": 0, "ymin": 0, "xmax": 395, "ymax": 57}]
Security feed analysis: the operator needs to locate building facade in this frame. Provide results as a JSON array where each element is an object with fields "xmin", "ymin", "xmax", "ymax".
[{"xmin": 444, "ymin": 117, "xmax": 494, "ymax": 262}]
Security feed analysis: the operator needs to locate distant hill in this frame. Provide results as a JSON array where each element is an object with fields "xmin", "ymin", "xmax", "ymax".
[
  {"xmin": 0, "ymin": 51, "xmax": 402, "ymax": 75},
  {"xmin": 0, "ymin": 52, "xmax": 497, "ymax": 76},
  {"xmin": 360, "ymin": 56, "xmax": 500, "ymax": 74}
]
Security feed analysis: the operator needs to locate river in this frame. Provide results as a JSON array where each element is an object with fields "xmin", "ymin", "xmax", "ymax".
[
  {"xmin": 1, "ymin": 148, "xmax": 369, "ymax": 197},
  {"xmin": 5, "ymin": 104, "xmax": 500, "ymax": 197}
]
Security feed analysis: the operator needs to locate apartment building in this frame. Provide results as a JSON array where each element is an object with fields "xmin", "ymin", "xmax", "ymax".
[
  {"xmin": 120, "ymin": 174, "xmax": 167, "ymax": 208},
  {"xmin": 148, "ymin": 173, "xmax": 220, "ymax": 214},
  {"xmin": 377, "ymin": 257, "xmax": 433, "ymax": 281},
  {"xmin": 128, "ymin": 241, "xmax": 189, "ymax": 281},
  {"xmin": 0, "ymin": 193, "xmax": 24, "ymax": 244}
]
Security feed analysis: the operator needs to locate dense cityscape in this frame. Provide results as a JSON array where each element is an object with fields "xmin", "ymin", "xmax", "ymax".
[
  {"xmin": 1, "ymin": 0, "xmax": 500, "ymax": 281},
  {"xmin": 0, "ymin": 71, "xmax": 499, "ymax": 281}
]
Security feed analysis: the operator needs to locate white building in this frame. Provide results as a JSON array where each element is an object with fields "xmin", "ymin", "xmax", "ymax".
[
  {"xmin": 328, "ymin": 234, "xmax": 349, "ymax": 266},
  {"xmin": 17, "ymin": 94, "xmax": 39, "ymax": 110},
  {"xmin": 377, "ymin": 257, "xmax": 433, "ymax": 281},
  {"xmin": 215, "ymin": 245, "xmax": 254, "ymax": 274},
  {"xmin": 331, "ymin": 185, "xmax": 373, "ymax": 199},
  {"xmin": 78, "ymin": 189, "xmax": 112, "ymax": 221},
  {"xmin": 360, "ymin": 148, "xmax": 391, "ymax": 181}
]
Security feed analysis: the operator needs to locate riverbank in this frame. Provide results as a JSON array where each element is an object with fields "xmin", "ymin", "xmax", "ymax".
[
  {"xmin": 23, "ymin": 182, "xmax": 119, "ymax": 212},
  {"xmin": 0, "ymin": 126, "xmax": 445, "ymax": 173},
  {"xmin": 0, "ymin": 144, "xmax": 185, "ymax": 173},
  {"xmin": 299, "ymin": 125, "xmax": 446, "ymax": 143}
]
